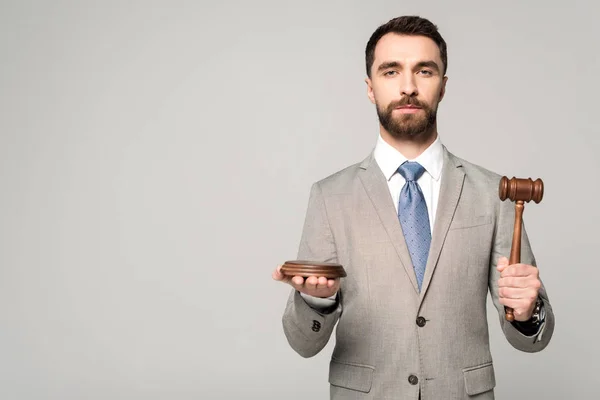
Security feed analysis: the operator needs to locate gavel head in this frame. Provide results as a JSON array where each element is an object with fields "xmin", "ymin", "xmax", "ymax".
[{"xmin": 499, "ymin": 176, "xmax": 544, "ymax": 203}]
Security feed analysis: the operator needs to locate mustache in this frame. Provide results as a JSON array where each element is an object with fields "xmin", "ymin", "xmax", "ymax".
[{"xmin": 388, "ymin": 97, "xmax": 427, "ymax": 110}]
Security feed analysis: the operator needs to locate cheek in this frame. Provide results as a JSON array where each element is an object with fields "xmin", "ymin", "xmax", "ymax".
[
  {"xmin": 420, "ymin": 90, "xmax": 441, "ymax": 109},
  {"xmin": 372, "ymin": 84, "xmax": 395, "ymax": 104},
  {"xmin": 425, "ymin": 82, "xmax": 444, "ymax": 101},
  {"xmin": 435, "ymin": 84, "xmax": 445, "ymax": 100}
]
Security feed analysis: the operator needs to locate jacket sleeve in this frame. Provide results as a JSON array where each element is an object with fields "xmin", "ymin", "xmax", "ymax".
[
  {"xmin": 282, "ymin": 182, "xmax": 342, "ymax": 358},
  {"xmin": 488, "ymin": 196, "xmax": 555, "ymax": 352}
]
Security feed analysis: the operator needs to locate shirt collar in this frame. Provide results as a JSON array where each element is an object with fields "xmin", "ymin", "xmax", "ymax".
[{"xmin": 374, "ymin": 133, "xmax": 444, "ymax": 182}]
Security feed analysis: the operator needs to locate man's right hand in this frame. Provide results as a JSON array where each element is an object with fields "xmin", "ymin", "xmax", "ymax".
[{"xmin": 272, "ymin": 265, "xmax": 339, "ymax": 299}]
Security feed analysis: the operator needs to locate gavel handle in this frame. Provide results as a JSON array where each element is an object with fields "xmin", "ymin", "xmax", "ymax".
[{"xmin": 505, "ymin": 200, "xmax": 524, "ymax": 321}]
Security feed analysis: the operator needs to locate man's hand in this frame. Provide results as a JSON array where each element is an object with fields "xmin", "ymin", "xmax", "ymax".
[
  {"xmin": 272, "ymin": 265, "xmax": 339, "ymax": 299},
  {"xmin": 497, "ymin": 256, "xmax": 541, "ymax": 321}
]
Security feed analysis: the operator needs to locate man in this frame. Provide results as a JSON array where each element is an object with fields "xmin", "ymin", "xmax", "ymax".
[{"xmin": 272, "ymin": 16, "xmax": 554, "ymax": 399}]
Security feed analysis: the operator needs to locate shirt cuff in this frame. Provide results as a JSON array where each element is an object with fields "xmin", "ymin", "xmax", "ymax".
[{"xmin": 299, "ymin": 291, "xmax": 338, "ymax": 311}]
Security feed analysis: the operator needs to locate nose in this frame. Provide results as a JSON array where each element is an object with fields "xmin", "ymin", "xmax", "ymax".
[{"xmin": 400, "ymin": 74, "xmax": 418, "ymax": 97}]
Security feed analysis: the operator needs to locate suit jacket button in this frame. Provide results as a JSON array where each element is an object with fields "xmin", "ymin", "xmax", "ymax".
[
  {"xmin": 416, "ymin": 316, "xmax": 426, "ymax": 327},
  {"xmin": 311, "ymin": 320, "xmax": 321, "ymax": 332},
  {"xmin": 408, "ymin": 375, "xmax": 419, "ymax": 385}
]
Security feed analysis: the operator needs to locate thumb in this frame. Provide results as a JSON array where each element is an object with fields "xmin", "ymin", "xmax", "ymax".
[
  {"xmin": 272, "ymin": 265, "xmax": 290, "ymax": 283},
  {"xmin": 272, "ymin": 265, "xmax": 284, "ymax": 280},
  {"xmin": 496, "ymin": 256, "xmax": 509, "ymax": 272}
]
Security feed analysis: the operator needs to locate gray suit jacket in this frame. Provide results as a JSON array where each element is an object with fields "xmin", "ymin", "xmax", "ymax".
[{"xmin": 282, "ymin": 146, "xmax": 555, "ymax": 399}]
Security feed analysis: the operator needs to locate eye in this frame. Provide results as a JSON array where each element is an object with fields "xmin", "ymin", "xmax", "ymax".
[
  {"xmin": 384, "ymin": 70, "xmax": 398, "ymax": 77},
  {"xmin": 418, "ymin": 69, "xmax": 433, "ymax": 76}
]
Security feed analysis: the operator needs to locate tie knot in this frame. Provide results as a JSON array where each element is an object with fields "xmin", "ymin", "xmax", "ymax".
[{"xmin": 398, "ymin": 161, "xmax": 426, "ymax": 182}]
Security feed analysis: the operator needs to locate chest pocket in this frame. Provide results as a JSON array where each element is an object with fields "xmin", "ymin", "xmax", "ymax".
[{"xmin": 449, "ymin": 215, "xmax": 492, "ymax": 230}]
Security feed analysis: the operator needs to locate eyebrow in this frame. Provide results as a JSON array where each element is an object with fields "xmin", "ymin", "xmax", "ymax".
[{"xmin": 377, "ymin": 60, "xmax": 441, "ymax": 73}]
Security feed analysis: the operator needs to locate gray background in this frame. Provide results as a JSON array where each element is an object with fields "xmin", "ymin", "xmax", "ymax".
[{"xmin": 0, "ymin": 0, "xmax": 597, "ymax": 399}]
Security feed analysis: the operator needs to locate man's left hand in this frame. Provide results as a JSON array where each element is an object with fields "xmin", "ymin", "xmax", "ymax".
[{"xmin": 497, "ymin": 256, "xmax": 541, "ymax": 321}]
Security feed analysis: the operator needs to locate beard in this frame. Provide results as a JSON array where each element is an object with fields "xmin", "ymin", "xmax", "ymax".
[{"xmin": 376, "ymin": 97, "xmax": 437, "ymax": 140}]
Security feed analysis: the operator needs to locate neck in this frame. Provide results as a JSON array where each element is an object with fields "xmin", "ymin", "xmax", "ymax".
[{"xmin": 380, "ymin": 126, "xmax": 438, "ymax": 160}]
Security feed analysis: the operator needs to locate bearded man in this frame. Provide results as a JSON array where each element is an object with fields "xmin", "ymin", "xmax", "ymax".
[{"xmin": 273, "ymin": 15, "xmax": 554, "ymax": 400}]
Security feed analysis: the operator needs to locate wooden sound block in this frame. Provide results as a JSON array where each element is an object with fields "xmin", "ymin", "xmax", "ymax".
[{"xmin": 280, "ymin": 260, "xmax": 347, "ymax": 278}]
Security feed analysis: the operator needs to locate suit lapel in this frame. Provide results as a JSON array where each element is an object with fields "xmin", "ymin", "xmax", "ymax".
[
  {"xmin": 358, "ymin": 153, "xmax": 420, "ymax": 294},
  {"xmin": 419, "ymin": 147, "xmax": 465, "ymax": 302}
]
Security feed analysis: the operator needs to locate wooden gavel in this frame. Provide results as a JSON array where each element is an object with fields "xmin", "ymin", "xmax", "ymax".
[{"xmin": 498, "ymin": 176, "xmax": 544, "ymax": 321}]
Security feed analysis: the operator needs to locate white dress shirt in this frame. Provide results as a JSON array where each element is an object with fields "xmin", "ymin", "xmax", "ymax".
[
  {"xmin": 300, "ymin": 134, "xmax": 445, "ymax": 308},
  {"xmin": 373, "ymin": 133, "xmax": 444, "ymax": 231}
]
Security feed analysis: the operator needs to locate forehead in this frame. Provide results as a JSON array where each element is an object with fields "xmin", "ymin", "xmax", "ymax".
[{"xmin": 373, "ymin": 33, "xmax": 442, "ymax": 66}]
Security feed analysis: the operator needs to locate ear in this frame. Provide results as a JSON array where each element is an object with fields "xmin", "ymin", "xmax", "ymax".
[
  {"xmin": 438, "ymin": 75, "xmax": 448, "ymax": 102},
  {"xmin": 365, "ymin": 77, "xmax": 376, "ymax": 104}
]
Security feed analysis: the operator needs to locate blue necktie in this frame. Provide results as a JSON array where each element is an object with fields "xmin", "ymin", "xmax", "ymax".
[{"xmin": 397, "ymin": 161, "xmax": 431, "ymax": 291}]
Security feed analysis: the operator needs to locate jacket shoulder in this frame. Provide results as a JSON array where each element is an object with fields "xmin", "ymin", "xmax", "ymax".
[
  {"xmin": 450, "ymin": 151, "xmax": 504, "ymax": 188},
  {"xmin": 312, "ymin": 157, "xmax": 370, "ymax": 195}
]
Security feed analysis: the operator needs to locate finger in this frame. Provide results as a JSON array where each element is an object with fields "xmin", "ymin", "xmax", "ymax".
[
  {"xmin": 316, "ymin": 276, "xmax": 328, "ymax": 289},
  {"xmin": 499, "ymin": 301, "xmax": 532, "ymax": 321},
  {"xmin": 291, "ymin": 276, "xmax": 305, "ymax": 286},
  {"xmin": 498, "ymin": 276, "xmax": 531, "ymax": 289},
  {"xmin": 305, "ymin": 276, "xmax": 319, "ymax": 289},
  {"xmin": 327, "ymin": 278, "xmax": 339, "ymax": 288},
  {"xmin": 498, "ymin": 297, "xmax": 529, "ymax": 310},
  {"xmin": 500, "ymin": 264, "xmax": 537, "ymax": 278},
  {"xmin": 499, "ymin": 287, "xmax": 532, "ymax": 299},
  {"xmin": 512, "ymin": 309, "xmax": 533, "ymax": 322},
  {"xmin": 496, "ymin": 256, "xmax": 509, "ymax": 272}
]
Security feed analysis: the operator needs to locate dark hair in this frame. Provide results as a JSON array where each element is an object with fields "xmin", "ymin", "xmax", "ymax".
[{"xmin": 365, "ymin": 16, "xmax": 448, "ymax": 77}]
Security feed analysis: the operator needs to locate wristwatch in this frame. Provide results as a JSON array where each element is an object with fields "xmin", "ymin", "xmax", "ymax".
[{"xmin": 530, "ymin": 297, "xmax": 545, "ymax": 324}]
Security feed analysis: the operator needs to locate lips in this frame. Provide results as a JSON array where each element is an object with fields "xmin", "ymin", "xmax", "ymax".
[{"xmin": 395, "ymin": 105, "xmax": 421, "ymax": 109}]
